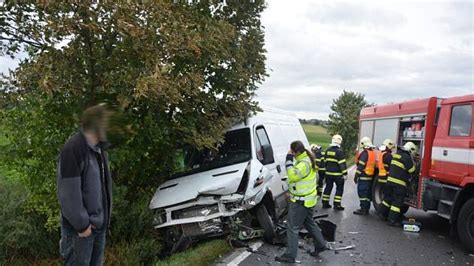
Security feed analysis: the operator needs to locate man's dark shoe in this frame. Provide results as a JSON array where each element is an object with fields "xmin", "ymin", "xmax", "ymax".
[
  {"xmin": 388, "ymin": 220, "xmax": 402, "ymax": 227},
  {"xmin": 353, "ymin": 208, "xmax": 369, "ymax": 215},
  {"xmin": 309, "ymin": 245, "xmax": 330, "ymax": 257},
  {"xmin": 275, "ymin": 254, "xmax": 296, "ymax": 263},
  {"xmin": 334, "ymin": 205, "xmax": 345, "ymax": 211},
  {"xmin": 322, "ymin": 203, "xmax": 332, "ymax": 209}
]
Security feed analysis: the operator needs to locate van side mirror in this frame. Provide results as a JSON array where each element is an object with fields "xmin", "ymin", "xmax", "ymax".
[{"xmin": 261, "ymin": 144, "xmax": 275, "ymax": 165}]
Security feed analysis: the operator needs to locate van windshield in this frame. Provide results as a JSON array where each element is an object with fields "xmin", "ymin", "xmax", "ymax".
[{"xmin": 171, "ymin": 128, "xmax": 251, "ymax": 179}]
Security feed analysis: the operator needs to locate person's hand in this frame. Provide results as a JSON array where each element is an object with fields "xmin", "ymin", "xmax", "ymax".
[
  {"xmin": 78, "ymin": 225, "xmax": 93, "ymax": 238},
  {"xmin": 353, "ymin": 176, "xmax": 359, "ymax": 184},
  {"xmin": 343, "ymin": 175, "xmax": 348, "ymax": 181},
  {"xmin": 286, "ymin": 153, "xmax": 294, "ymax": 162}
]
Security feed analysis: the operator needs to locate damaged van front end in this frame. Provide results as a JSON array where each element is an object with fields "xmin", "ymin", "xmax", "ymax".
[{"xmin": 150, "ymin": 159, "xmax": 272, "ymax": 253}]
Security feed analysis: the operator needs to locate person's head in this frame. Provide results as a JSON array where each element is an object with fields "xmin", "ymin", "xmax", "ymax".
[
  {"xmin": 310, "ymin": 143, "xmax": 322, "ymax": 154},
  {"xmin": 290, "ymin": 140, "xmax": 316, "ymax": 170},
  {"xmin": 81, "ymin": 103, "xmax": 112, "ymax": 143},
  {"xmin": 359, "ymin": 136, "xmax": 372, "ymax": 149},
  {"xmin": 331, "ymin": 134, "xmax": 343, "ymax": 146},
  {"xmin": 382, "ymin": 139, "xmax": 395, "ymax": 150},
  {"xmin": 403, "ymin": 141, "xmax": 418, "ymax": 156}
]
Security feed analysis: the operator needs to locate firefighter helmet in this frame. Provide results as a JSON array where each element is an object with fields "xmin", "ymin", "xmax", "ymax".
[
  {"xmin": 403, "ymin": 142, "xmax": 418, "ymax": 155},
  {"xmin": 310, "ymin": 143, "xmax": 322, "ymax": 152},
  {"xmin": 332, "ymin": 134, "xmax": 343, "ymax": 145},
  {"xmin": 360, "ymin": 136, "xmax": 372, "ymax": 148},
  {"xmin": 383, "ymin": 139, "xmax": 395, "ymax": 149}
]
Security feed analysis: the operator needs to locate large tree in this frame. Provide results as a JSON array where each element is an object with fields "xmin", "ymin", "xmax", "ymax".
[
  {"xmin": 0, "ymin": 0, "xmax": 267, "ymax": 236},
  {"xmin": 327, "ymin": 90, "xmax": 370, "ymax": 156}
]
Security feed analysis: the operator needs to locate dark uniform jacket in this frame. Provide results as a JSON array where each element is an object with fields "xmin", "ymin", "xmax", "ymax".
[
  {"xmin": 387, "ymin": 148, "xmax": 416, "ymax": 186},
  {"xmin": 323, "ymin": 145, "xmax": 347, "ymax": 178}
]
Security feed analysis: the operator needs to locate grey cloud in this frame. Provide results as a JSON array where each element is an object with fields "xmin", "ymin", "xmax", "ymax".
[{"xmin": 306, "ymin": 2, "xmax": 407, "ymax": 29}]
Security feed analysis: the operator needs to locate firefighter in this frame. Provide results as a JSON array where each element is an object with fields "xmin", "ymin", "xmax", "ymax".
[
  {"xmin": 379, "ymin": 142, "xmax": 418, "ymax": 226},
  {"xmin": 275, "ymin": 141, "xmax": 328, "ymax": 263},
  {"xmin": 311, "ymin": 144, "xmax": 326, "ymax": 198},
  {"xmin": 353, "ymin": 137, "xmax": 377, "ymax": 215},
  {"xmin": 377, "ymin": 139, "xmax": 395, "ymax": 184},
  {"xmin": 321, "ymin": 134, "xmax": 347, "ymax": 210}
]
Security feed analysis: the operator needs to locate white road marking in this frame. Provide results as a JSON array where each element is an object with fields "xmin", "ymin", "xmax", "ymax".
[{"xmin": 226, "ymin": 241, "xmax": 263, "ymax": 266}]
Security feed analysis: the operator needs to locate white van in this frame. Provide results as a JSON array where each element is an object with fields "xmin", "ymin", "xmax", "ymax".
[{"xmin": 149, "ymin": 107, "xmax": 310, "ymax": 253}]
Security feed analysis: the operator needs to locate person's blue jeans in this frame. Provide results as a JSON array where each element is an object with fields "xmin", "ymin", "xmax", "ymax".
[{"xmin": 60, "ymin": 226, "xmax": 106, "ymax": 266}]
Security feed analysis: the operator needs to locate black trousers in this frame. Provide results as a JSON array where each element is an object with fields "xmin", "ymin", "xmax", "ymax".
[
  {"xmin": 317, "ymin": 171, "xmax": 325, "ymax": 196},
  {"xmin": 322, "ymin": 176, "xmax": 344, "ymax": 205},
  {"xmin": 380, "ymin": 182, "xmax": 406, "ymax": 222}
]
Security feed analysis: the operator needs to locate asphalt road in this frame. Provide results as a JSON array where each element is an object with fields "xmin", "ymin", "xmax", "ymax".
[{"xmin": 236, "ymin": 167, "xmax": 474, "ymax": 265}]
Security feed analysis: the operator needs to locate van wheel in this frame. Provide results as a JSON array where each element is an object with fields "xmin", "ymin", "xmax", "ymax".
[
  {"xmin": 457, "ymin": 198, "xmax": 474, "ymax": 253},
  {"xmin": 372, "ymin": 176, "xmax": 385, "ymax": 214},
  {"xmin": 255, "ymin": 204, "xmax": 276, "ymax": 243}
]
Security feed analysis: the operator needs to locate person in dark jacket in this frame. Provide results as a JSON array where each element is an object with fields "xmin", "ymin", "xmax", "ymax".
[
  {"xmin": 57, "ymin": 104, "xmax": 112, "ymax": 266},
  {"xmin": 353, "ymin": 137, "xmax": 377, "ymax": 215},
  {"xmin": 311, "ymin": 144, "xmax": 326, "ymax": 197},
  {"xmin": 379, "ymin": 142, "xmax": 418, "ymax": 226},
  {"xmin": 321, "ymin": 134, "xmax": 347, "ymax": 210}
]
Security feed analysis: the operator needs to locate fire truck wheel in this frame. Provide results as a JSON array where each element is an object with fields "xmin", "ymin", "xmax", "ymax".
[
  {"xmin": 457, "ymin": 198, "xmax": 474, "ymax": 253},
  {"xmin": 400, "ymin": 204, "xmax": 409, "ymax": 215},
  {"xmin": 255, "ymin": 203, "xmax": 276, "ymax": 244},
  {"xmin": 372, "ymin": 177, "xmax": 385, "ymax": 214}
]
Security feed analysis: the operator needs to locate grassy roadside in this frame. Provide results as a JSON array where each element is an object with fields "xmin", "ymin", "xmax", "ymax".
[
  {"xmin": 302, "ymin": 124, "xmax": 331, "ymax": 149},
  {"xmin": 302, "ymin": 123, "xmax": 355, "ymax": 167},
  {"xmin": 156, "ymin": 240, "xmax": 231, "ymax": 266}
]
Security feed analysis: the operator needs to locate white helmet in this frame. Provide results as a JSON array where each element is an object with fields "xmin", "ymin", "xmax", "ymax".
[
  {"xmin": 403, "ymin": 142, "xmax": 418, "ymax": 155},
  {"xmin": 310, "ymin": 143, "xmax": 322, "ymax": 151},
  {"xmin": 332, "ymin": 134, "xmax": 343, "ymax": 145},
  {"xmin": 383, "ymin": 139, "xmax": 395, "ymax": 150},
  {"xmin": 360, "ymin": 136, "xmax": 372, "ymax": 148}
]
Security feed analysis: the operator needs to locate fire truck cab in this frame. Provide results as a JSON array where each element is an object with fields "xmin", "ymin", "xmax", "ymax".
[{"xmin": 359, "ymin": 94, "xmax": 474, "ymax": 252}]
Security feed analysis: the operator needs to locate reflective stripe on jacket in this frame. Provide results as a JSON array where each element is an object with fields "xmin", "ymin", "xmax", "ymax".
[
  {"xmin": 387, "ymin": 149, "xmax": 416, "ymax": 186},
  {"xmin": 286, "ymin": 151, "xmax": 317, "ymax": 208},
  {"xmin": 323, "ymin": 146, "xmax": 347, "ymax": 177}
]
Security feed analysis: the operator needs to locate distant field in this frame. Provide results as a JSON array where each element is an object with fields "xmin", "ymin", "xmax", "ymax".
[{"xmin": 302, "ymin": 124, "xmax": 331, "ymax": 148}]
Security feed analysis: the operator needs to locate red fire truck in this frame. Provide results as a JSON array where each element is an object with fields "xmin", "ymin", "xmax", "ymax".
[{"xmin": 358, "ymin": 94, "xmax": 474, "ymax": 252}]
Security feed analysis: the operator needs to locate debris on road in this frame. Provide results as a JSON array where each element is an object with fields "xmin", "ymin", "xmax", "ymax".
[{"xmin": 402, "ymin": 218, "xmax": 422, "ymax": 232}]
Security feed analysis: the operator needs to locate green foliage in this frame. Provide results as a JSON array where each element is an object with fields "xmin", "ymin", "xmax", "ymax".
[
  {"xmin": 327, "ymin": 90, "xmax": 369, "ymax": 156},
  {"xmin": 0, "ymin": 178, "xmax": 57, "ymax": 263},
  {"xmin": 156, "ymin": 239, "xmax": 231, "ymax": 266},
  {"xmin": 0, "ymin": 1, "xmax": 266, "ymax": 262}
]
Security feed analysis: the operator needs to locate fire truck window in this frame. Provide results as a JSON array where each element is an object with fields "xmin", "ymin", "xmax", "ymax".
[{"xmin": 449, "ymin": 105, "xmax": 472, "ymax": 137}]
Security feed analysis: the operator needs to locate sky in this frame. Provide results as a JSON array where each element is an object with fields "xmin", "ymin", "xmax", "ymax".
[
  {"xmin": 1, "ymin": 1, "xmax": 473, "ymax": 120},
  {"xmin": 257, "ymin": 0, "xmax": 474, "ymax": 119}
]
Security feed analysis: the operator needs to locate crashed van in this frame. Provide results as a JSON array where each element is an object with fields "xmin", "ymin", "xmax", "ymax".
[{"xmin": 149, "ymin": 107, "xmax": 310, "ymax": 253}]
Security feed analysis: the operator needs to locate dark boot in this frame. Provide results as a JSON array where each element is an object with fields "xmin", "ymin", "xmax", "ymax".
[
  {"xmin": 334, "ymin": 204, "xmax": 345, "ymax": 211},
  {"xmin": 309, "ymin": 245, "xmax": 330, "ymax": 257},
  {"xmin": 388, "ymin": 220, "xmax": 402, "ymax": 227},
  {"xmin": 275, "ymin": 254, "xmax": 296, "ymax": 263},
  {"xmin": 376, "ymin": 211, "xmax": 388, "ymax": 221},
  {"xmin": 322, "ymin": 202, "xmax": 332, "ymax": 209},
  {"xmin": 353, "ymin": 208, "xmax": 369, "ymax": 215}
]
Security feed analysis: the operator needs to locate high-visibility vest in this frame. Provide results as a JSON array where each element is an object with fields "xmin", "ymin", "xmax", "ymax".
[
  {"xmin": 287, "ymin": 152, "xmax": 317, "ymax": 208},
  {"xmin": 365, "ymin": 149, "xmax": 376, "ymax": 176},
  {"xmin": 378, "ymin": 151, "xmax": 388, "ymax": 177}
]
